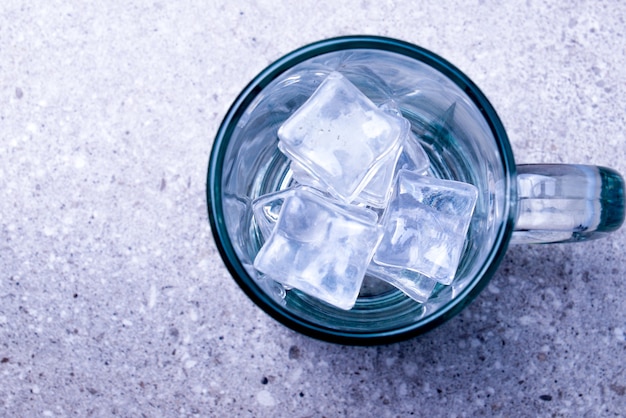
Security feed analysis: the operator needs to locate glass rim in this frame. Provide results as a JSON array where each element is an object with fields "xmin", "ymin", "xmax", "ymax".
[{"xmin": 207, "ymin": 35, "xmax": 517, "ymax": 345}]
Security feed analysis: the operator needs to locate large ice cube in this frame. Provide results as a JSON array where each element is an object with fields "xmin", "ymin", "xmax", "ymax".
[
  {"xmin": 373, "ymin": 170, "xmax": 478, "ymax": 285},
  {"xmin": 277, "ymin": 71, "xmax": 409, "ymax": 203},
  {"xmin": 288, "ymin": 128, "xmax": 407, "ymax": 210},
  {"xmin": 289, "ymin": 131, "xmax": 430, "ymax": 210},
  {"xmin": 253, "ymin": 188, "xmax": 382, "ymax": 310}
]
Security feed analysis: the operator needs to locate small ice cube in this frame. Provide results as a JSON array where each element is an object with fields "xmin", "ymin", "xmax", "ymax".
[
  {"xmin": 377, "ymin": 100, "xmax": 403, "ymax": 117},
  {"xmin": 289, "ymin": 160, "xmax": 324, "ymax": 190},
  {"xmin": 378, "ymin": 100, "xmax": 430, "ymax": 176},
  {"xmin": 354, "ymin": 100, "xmax": 429, "ymax": 208},
  {"xmin": 253, "ymin": 188, "xmax": 382, "ymax": 310},
  {"xmin": 355, "ymin": 131, "xmax": 430, "ymax": 208},
  {"xmin": 252, "ymin": 188, "xmax": 296, "ymax": 240},
  {"xmin": 277, "ymin": 71, "xmax": 409, "ymax": 202},
  {"xmin": 397, "ymin": 132, "xmax": 430, "ymax": 175},
  {"xmin": 367, "ymin": 262, "xmax": 437, "ymax": 303},
  {"xmin": 373, "ymin": 170, "xmax": 478, "ymax": 285},
  {"xmin": 353, "ymin": 142, "xmax": 403, "ymax": 208}
]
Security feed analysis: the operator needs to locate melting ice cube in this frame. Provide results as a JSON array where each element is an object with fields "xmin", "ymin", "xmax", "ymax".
[
  {"xmin": 277, "ymin": 71, "xmax": 409, "ymax": 203},
  {"xmin": 253, "ymin": 187, "xmax": 382, "ymax": 310},
  {"xmin": 373, "ymin": 170, "xmax": 478, "ymax": 285}
]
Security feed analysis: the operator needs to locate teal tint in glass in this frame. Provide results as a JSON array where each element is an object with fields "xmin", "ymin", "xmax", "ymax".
[{"xmin": 207, "ymin": 36, "xmax": 625, "ymax": 345}]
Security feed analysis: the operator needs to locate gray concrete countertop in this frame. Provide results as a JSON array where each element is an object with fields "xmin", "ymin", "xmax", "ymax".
[{"xmin": 1, "ymin": 1, "xmax": 625, "ymax": 416}]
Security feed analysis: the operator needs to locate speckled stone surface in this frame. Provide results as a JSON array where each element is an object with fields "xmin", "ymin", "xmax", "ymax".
[{"xmin": 1, "ymin": 1, "xmax": 625, "ymax": 417}]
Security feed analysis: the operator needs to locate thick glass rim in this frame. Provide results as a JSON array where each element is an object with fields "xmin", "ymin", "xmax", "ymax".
[{"xmin": 207, "ymin": 35, "xmax": 517, "ymax": 345}]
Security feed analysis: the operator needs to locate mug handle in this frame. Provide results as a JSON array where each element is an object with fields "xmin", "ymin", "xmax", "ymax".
[{"xmin": 511, "ymin": 164, "xmax": 625, "ymax": 244}]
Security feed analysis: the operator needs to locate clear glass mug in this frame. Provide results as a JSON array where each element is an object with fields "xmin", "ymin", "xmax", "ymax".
[{"xmin": 206, "ymin": 36, "xmax": 625, "ymax": 345}]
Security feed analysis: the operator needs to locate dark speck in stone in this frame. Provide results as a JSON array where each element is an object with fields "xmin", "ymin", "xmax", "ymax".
[
  {"xmin": 261, "ymin": 376, "xmax": 269, "ymax": 385},
  {"xmin": 609, "ymin": 384, "xmax": 626, "ymax": 396},
  {"xmin": 169, "ymin": 327, "xmax": 179, "ymax": 338},
  {"xmin": 539, "ymin": 395, "xmax": 552, "ymax": 401},
  {"xmin": 1, "ymin": 358, "xmax": 9, "ymax": 363},
  {"xmin": 288, "ymin": 345, "xmax": 301, "ymax": 360}
]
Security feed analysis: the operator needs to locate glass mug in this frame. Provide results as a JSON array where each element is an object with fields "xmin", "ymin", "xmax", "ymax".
[{"xmin": 206, "ymin": 36, "xmax": 625, "ymax": 345}]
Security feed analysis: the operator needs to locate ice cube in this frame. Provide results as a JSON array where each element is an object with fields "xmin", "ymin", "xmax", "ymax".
[
  {"xmin": 354, "ymin": 100, "xmax": 429, "ymax": 208},
  {"xmin": 252, "ymin": 188, "xmax": 296, "ymax": 240},
  {"xmin": 290, "ymin": 140, "xmax": 403, "ymax": 210},
  {"xmin": 355, "ymin": 131, "xmax": 430, "ymax": 208},
  {"xmin": 277, "ymin": 71, "xmax": 409, "ymax": 203},
  {"xmin": 290, "ymin": 106, "xmax": 425, "ymax": 209},
  {"xmin": 353, "ymin": 142, "xmax": 403, "ymax": 208},
  {"xmin": 253, "ymin": 187, "xmax": 382, "ymax": 310},
  {"xmin": 397, "ymin": 132, "xmax": 430, "ymax": 175},
  {"xmin": 373, "ymin": 170, "xmax": 478, "ymax": 285},
  {"xmin": 289, "ymin": 160, "xmax": 324, "ymax": 190},
  {"xmin": 367, "ymin": 262, "xmax": 438, "ymax": 303},
  {"xmin": 378, "ymin": 99, "xmax": 430, "ymax": 176}
]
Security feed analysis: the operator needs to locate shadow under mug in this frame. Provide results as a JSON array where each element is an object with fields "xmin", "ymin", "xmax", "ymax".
[{"xmin": 207, "ymin": 36, "xmax": 625, "ymax": 345}]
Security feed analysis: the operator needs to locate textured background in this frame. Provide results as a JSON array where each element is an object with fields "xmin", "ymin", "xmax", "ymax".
[{"xmin": 1, "ymin": 1, "xmax": 625, "ymax": 416}]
